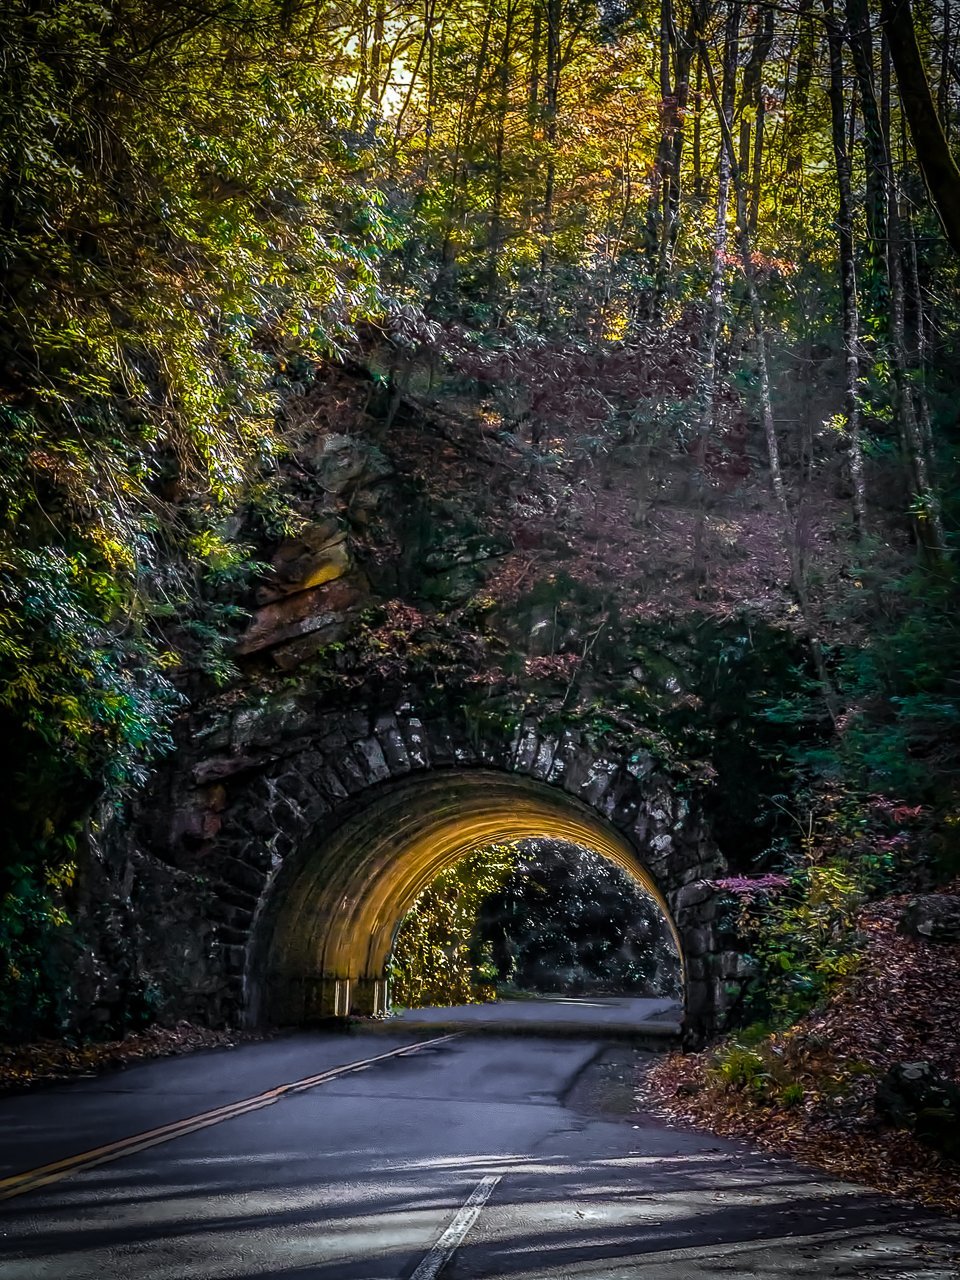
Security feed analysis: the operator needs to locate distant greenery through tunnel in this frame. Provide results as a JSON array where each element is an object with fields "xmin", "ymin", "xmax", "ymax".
[{"xmin": 388, "ymin": 839, "xmax": 683, "ymax": 1010}]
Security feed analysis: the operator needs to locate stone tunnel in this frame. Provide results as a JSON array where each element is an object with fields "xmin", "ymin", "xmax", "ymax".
[
  {"xmin": 138, "ymin": 701, "xmax": 744, "ymax": 1046},
  {"xmin": 245, "ymin": 770, "xmax": 685, "ymax": 1024}
]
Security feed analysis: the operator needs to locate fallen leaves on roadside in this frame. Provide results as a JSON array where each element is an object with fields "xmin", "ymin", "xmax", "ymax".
[
  {"xmin": 0, "ymin": 1022, "xmax": 263, "ymax": 1093},
  {"xmin": 641, "ymin": 890, "xmax": 960, "ymax": 1218}
]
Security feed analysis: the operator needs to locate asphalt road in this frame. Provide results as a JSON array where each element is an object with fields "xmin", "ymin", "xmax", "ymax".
[
  {"xmin": 386, "ymin": 996, "xmax": 681, "ymax": 1029},
  {"xmin": 1, "ymin": 1031, "xmax": 958, "ymax": 1279}
]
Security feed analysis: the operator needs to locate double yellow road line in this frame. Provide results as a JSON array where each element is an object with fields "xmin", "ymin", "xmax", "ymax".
[{"xmin": 0, "ymin": 1033, "xmax": 459, "ymax": 1203}]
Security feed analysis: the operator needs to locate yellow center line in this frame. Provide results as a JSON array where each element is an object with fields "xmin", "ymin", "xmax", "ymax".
[{"xmin": 0, "ymin": 1032, "xmax": 460, "ymax": 1202}]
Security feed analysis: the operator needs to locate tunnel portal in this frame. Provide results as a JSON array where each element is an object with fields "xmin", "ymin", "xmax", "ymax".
[{"xmin": 248, "ymin": 771, "xmax": 686, "ymax": 1023}]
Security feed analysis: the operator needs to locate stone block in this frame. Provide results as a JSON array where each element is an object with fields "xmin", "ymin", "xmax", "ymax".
[
  {"xmin": 673, "ymin": 880, "xmax": 716, "ymax": 912},
  {"xmin": 223, "ymin": 835, "xmax": 273, "ymax": 873},
  {"xmin": 718, "ymin": 951, "xmax": 756, "ymax": 980},
  {"xmin": 274, "ymin": 769, "xmax": 321, "ymax": 810},
  {"xmin": 513, "ymin": 723, "xmax": 540, "ymax": 773},
  {"xmin": 529, "ymin": 736, "xmax": 557, "ymax": 781},
  {"xmin": 575, "ymin": 754, "xmax": 612, "ymax": 798},
  {"xmin": 192, "ymin": 714, "xmax": 232, "ymax": 752},
  {"xmin": 231, "ymin": 698, "xmax": 316, "ymax": 751},
  {"xmin": 210, "ymin": 902, "xmax": 254, "ymax": 930},
  {"xmin": 315, "ymin": 766, "xmax": 349, "ymax": 802},
  {"xmin": 374, "ymin": 717, "xmax": 411, "ymax": 773},
  {"xmin": 899, "ymin": 894, "xmax": 960, "ymax": 943},
  {"xmin": 547, "ymin": 729, "xmax": 582, "ymax": 784},
  {"xmin": 215, "ymin": 856, "xmax": 268, "ymax": 895},
  {"xmin": 353, "ymin": 736, "xmax": 391, "ymax": 784},
  {"xmin": 578, "ymin": 758, "xmax": 620, "ymax": 808},
  {"xmin": 341, "ymin": 710, "xmax": 374, "ymax": 743},
  {"xmin": 329, "ymin": 749, "xmax": 368, "ymax": 793},
  {"xmin": 477, "ymin": 723, "xmax": 510, "ymax": 766},
  {"xmin": 212, "ymin": 885, "xmax": 259, "ymax": 916},
  {"xmin": 682, "ymin": 926, "xmax": 712, "ymax": 957},
  {"xmin": 210, "ymin": 923, "xmax": 249, "ymax": 946},
  {"xmin": 193, "ymin": 755, "xmax": 265, "ymax": 786},
  {"xmin": 424, "ymin": 720, "xmax": 463, "ymax": 766},
  {"xmin": 625, "ymin": 749, "xmax": 654, "ymax": 780},
  {"xmin": 221, "ymin": 945, "xmax": 246, "ymax": 973},
  {"xmin": 310, "ymin": 433, "xmax": 393, "ymax": 494},
  {"xmin": 269, "ymin": 792, "xmax": 307, "ymax": 831},
  {"xmin": 257, "ymin": 522, "xmax": 348, "ymax": 603},
  {"xmin": 266, "ymin": 830, "xmax": 296, "ymax": 861},
  {"xmin": 560, "ymin": 747, "xmax": 593, "ymax": 795},
  {"xmin": 400, "ymin": 717, "xmax": 430, "ymax": 769},
  {"xmin": 684, "ymin": 978, "xmax": 711, "ymax": 1017},
  {"xmin": 610, "ymin": 793, "xmax": 640, "ymax": 828},
  {"xmin": 271, "ymin": 614, "xmax": 362, "ymax": 670},
  {"xmin": 876, "ymin": 1062, "xmax": 960, "ymax": 1158}
]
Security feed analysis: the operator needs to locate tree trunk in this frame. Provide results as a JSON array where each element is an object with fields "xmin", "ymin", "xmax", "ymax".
[
  {"xmin": 701, "ymin": 34, "xmax": 839, "ymax": 722},
  {"xmin": 882, "ymin": 0, "xmax": 960, "ymax": 256},
  {"xmin": 487, "ymin": 0, "xmax": 517, "ymax": 311},
  {"xmin": 691, "ymin": 1, "xmax": 739, "ymax": 584},
  {"xmin": 738, "ymin": 3, "xmax": 774, "ymax": 219},
  {"xmin": 785, "ymin": 0, "xmax": 816, "ymax": 185},
  {"xmin": 693, "ymin": 50, "xmax": 704, "ymax": 199},
  {"xmin": 538, "ymin": 0, "xmax": 561, "ymax": 330},
  {"xmin": 882, "ymin": 34, "xmax": 947, "ymax": 556},
  {"xmin": 825, "ymin": 0, "xmax": 868, "ymax": 533},
  {"xmin": 652, "ymin": 7, "xmax": 698, "ymax": 319},
  {"xmin": 844, "ymin": 0, "xmax": 890, "ymax": 321}
]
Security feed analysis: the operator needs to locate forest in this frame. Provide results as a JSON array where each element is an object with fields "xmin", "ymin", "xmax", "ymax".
[{"xmin": 1, "ymin": 0, "xmax": 959, "ymax": 1186}]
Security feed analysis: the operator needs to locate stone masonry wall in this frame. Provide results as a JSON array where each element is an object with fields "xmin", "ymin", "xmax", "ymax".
[{"xmin": 81, "ymin": 695, "xmax": 743, "ymax": 1047}]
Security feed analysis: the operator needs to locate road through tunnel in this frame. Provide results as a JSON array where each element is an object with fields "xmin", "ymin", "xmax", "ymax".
[{"xmin": 240, "ymin": 749, "xmax": 737, "ymax": 1044}]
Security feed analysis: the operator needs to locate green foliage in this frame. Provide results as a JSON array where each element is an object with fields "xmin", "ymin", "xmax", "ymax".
[
  {"xmin": 0, "ymin": 856, "xmax": 74, "ymax": 1039},
  {"xmin": 389, "ymin": 846, "xmax": 519, "ymax": 1008},
  {"xmin": 708, "ymin": 1042, "xmax": 770, "ymax": 1093},
  {"xmin": 0, "ymin": 1, "xmax": 392, "ymax": 855},
  {"xmin": 833, "ymin": 567, "xmax": 960, "ymax": 818},
  {"xmin": 1, "ymin": 0, "xmax": 960, "ymax": 1049},
  {"xmin": 0, "ymin": 543, "xmax": 181, "ymax": 793},
  {"xmin": 707, "ymin": 1034, "xmax": 809, "ymax": 1107},
  {"xmin": 718, "ymin": 780, "xmax": 930, "ymax": 1025},
  {"xmin": 746, "ymin": 860, "xmax": 865, "ymax": 1021}
]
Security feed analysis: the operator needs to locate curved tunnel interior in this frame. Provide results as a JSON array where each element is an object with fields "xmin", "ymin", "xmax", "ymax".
[{"xmin": 246, "ymin": 770, "xmax": 685, "ymax": 1025}]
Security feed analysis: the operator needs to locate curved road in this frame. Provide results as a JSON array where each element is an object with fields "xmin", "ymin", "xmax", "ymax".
[{"xmin": 1, "ymin": 1030, "xmax": 958, "ymax": 1279}]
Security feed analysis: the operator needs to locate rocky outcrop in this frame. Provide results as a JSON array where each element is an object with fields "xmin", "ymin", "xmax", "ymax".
[
  {"xmin": 876, "ymin": 1061, "xmax": 960, "ymax": 1160},
  {"xmin": 899, "ymin": 895, "xmax": 960, "ymax": 944}
]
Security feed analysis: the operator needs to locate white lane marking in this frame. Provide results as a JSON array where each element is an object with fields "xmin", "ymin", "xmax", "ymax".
[{"xmin": 410, "ymin": 1174, "xmax": 501, "ymax": 1280}]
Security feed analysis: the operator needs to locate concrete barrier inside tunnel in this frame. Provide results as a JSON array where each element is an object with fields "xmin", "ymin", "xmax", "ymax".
[{"xmin": 247, "ymin": 770, "xmax": 688, "ymax": 1028}]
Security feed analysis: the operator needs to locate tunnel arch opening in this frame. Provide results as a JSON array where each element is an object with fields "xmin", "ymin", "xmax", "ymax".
[
  {"xmin": 246, "ymin": 770, "xmax": 686, "ymax": 1026},
  {"xmin": 388, "ymin": 835, "xmax": 684, "ymax": 1010}
]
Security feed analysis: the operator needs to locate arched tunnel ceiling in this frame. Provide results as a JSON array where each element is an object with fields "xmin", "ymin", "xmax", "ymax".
[{"xmin": 258, "ymin": 770, "xmax": 684, "ymax": 1015}]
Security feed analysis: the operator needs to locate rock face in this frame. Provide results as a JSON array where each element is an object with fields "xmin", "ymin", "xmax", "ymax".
[
  {"xmin": 237, "ymin": 576, "xmax": 366, "ymax": 657},
  {"xmin": 311, "ymin": 432, "xmax": 392, "ymax": 494},
  {"xmin": 876, "ymin": 1061, "xmax": 960, "ymax": 1160},
  {"xmin": 899, "ymin": 895, "xmax": 960, "ymax": 944}
]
